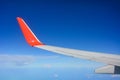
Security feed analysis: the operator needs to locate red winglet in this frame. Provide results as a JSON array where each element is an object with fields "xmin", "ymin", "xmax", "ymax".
[{"xmin": 17, "ymin": 17, "xmax": 44, "ymax": 46}]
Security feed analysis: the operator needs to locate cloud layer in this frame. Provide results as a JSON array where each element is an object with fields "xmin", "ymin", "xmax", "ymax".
[{"xmin": 0, "ymin": 54, "xmax": 59, "ymax": 67}]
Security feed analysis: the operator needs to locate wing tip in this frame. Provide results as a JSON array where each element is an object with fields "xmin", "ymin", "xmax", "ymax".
[
  {"xmin": 16, "ymin": 17, "xmax": 45, "ymax": 47},
  {"xmin": 16, "ymin": 17, "xmax": 22, "ymax": 20}
]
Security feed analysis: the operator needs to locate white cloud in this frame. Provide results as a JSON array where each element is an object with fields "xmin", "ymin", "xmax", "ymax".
[
  {"xmin": 53, "ymin": 73, "xmax": 59, "ymax": 78},
  {"xmin": 37, "ymin": 55, "xmax": 59, "ymax": 59},
  {"xmin": 0, "ymin": 54, "xmax": 35, "ymax": 66},
  {"xmin": 0, "ymin": 54, "xmax": 104, "ymax": 69},
  {"xmin": 42, "ymin": 64, "xmax": 52, "ymax": 68},
  {"xmin": 111, "ymin": 75, "xmax": 120, "ymax": 78},
  {"xmin": 0, "ymin": 54, "xmax": 59, "ymax": 67}
]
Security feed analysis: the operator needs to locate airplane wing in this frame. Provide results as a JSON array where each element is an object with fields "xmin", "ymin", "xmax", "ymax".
[{"xmin": 16, "ymin": 17, "xmax": 120, "ymax": 74}]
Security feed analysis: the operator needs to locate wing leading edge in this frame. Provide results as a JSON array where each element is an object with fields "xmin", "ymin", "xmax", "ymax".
[{"xmin": 17, "ymin": 17, "xmax": 120, "ymax": 74}]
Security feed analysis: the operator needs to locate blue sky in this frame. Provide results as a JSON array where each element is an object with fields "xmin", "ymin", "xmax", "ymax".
[{"xmin": 0, "ymin": 0, "xmax": 120, "ymax": 80}]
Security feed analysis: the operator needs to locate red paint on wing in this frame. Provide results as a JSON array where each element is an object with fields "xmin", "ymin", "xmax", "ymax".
[{"xmin": 17, "ymin": 17, "xmax": 44, "ymax": 46}]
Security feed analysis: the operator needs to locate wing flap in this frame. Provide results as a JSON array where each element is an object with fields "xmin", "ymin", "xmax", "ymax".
[{"xmin": 95, "ymin": 65, "xmax": 120, "ymax": 74}]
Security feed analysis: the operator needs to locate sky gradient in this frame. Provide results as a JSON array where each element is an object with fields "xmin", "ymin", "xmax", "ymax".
[{"xmin": 0, "ymin": 0, "xmax": 120, "ymax": 80}]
